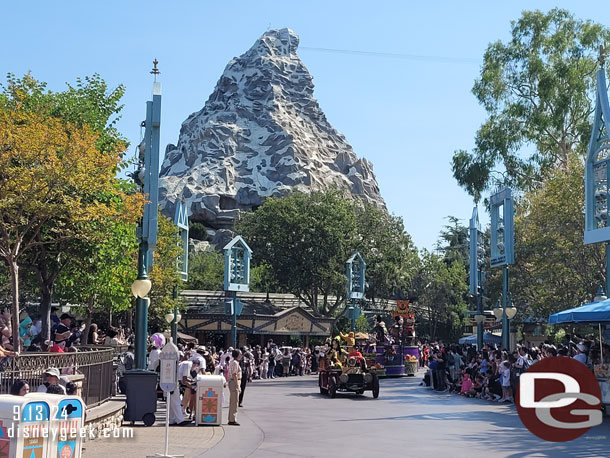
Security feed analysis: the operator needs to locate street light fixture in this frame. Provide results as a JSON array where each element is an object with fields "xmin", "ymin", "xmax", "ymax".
[
  {"xmin": 594, "ymin": 285, "xmax": 607, "ymax": 302},
  {"xmin": 164, "ymin": 312, "xmax": 182, "ymax": 325},
  {"xmin": 131, "ymin": 279, "xmax": 152, "ymax": 298},
  {"xmin": 474, "ymin": 314, "xmax": 486, "ymax": 324}
]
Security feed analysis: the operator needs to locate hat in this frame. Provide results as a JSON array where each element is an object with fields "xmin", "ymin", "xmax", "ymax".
[
  {"xmin": 577, "ymin": 343, "xmax": 587, "ymax": 352},
  {"xmin": 60, "ymin": 313, "xmax": 73, "ymax": 320},
  {"xmin": 43, "ymin": 367, "xmax": 60, "ymax": 378}
]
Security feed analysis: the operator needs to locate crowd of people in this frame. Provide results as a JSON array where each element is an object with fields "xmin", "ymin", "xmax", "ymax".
[
  {"xmin": 421, "ymin": 336, "xmax": 610, "ymax": 403},
  {"xmin": 142, "ymin": 338, "xmax": 325, "ymax": 426},
  {"xmin": 0, "ymin": 305, "xmax": 132, "ymax": 355}
]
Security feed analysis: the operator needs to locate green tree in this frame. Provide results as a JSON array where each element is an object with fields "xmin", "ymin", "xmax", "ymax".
[
  {"xmin": 237, "ymin": 190, "xmax": 358, "ymax": 316},
  {"xmin": 354, "ymin": 204, "xmax": 419, "ymax": 306},
  {"xmin": 185, "ymin": 250, "xmax": 224, "ymax": 291},
  {"xmin": 56, "ymin": 215, "xmax": 138, "ymax": 343},
  {"xmin": 416, "ymin": 250, "xmax": 468, "ymax": 341},
  {"xmin": 0, "ymin": 107, "xmax": 139, "ymax": 348},
  {"xmin": 148, "ymin": 213, "xmax": 183, "ymax": 331},
  {"xmin": 452, "ymin": 9, "xmax": 610, "ymax": 198}
]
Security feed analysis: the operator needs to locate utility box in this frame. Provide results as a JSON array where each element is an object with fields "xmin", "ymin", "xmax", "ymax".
[
  {"xmin": 0, "ymin": 394, "xmax": 52, "ymax": 458},
  {"xmin": 123, "ymin": 370, "xmax": 158, "ymax": 426},
  {"xmin": 195, "ymin": 375, "xmax": 224, "ymax": 426},
  {"xmin": 25, "ymin": 393, "xmax": 84, "ymax": 458}
]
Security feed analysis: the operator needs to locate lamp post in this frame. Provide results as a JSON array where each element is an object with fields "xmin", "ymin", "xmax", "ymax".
[
  {"xmin": 131, "ymin": 60, "xmax": 162, "ymax": 370},
  {"xmin": 492, "ymin": 298, "xmax": 517, "ymax": 349},
  {"xmin": 346, "ymin": 252, "xmax": 366, "ymax": 332},
  {"xmin": 223, "ymin": 236, "xmax": 252, "ymax": 348}
]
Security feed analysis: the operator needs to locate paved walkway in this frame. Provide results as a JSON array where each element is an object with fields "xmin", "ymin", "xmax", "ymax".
[
  {"xmin": 83, "ymin": 371, "xmax": 610, "ymax": 457},
  {"xmin": 82, "ymin": 399, "xmax": 224, "ymax": 458}
]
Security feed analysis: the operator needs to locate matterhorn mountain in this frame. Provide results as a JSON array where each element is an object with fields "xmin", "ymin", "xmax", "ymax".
[{"xmin": 159, "ymin": 28, "xmax": 386, "ymax": 243}]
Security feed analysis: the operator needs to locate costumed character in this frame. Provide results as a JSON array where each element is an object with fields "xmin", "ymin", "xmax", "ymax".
[
  {"xmin": 339, "ymin": 331, "xmax": 355, "ymax": 348},
  {"xmin": 374, "ymin": 315, "xmax": 391, "ymax": 346},
  {"xmin": 390, "ymin": 316, "xmax": 404, "ymax": 345}
]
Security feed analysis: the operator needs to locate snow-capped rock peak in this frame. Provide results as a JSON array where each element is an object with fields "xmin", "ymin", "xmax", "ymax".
[{"xmin": 159, "ymin": 29, "xmax": 386, "ymax": 244}]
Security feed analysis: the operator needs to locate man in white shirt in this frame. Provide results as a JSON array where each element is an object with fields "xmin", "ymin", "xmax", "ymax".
[
  {"xmin": 573, "ymin": 343, "xmax": 588, "ymax": 365},
  {"xmin": 178, "ymin": 354, "xmax": 193, "ymax": 415}
]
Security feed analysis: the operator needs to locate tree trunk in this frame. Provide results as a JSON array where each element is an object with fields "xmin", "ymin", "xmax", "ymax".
[
  {"xmin": 40, "ymin": 282, "xmax": 53, "ymax": 341},
  {"xmin": 83, "ymin": 295, "xmax": 95, "ymax": 345},
  {"xmin": 126, "ymin": 300, "xmax": 133, "ymax": 332},
  {"xmin": 9, "ymin": 260, "xmax": 20, "ymax": 353}
]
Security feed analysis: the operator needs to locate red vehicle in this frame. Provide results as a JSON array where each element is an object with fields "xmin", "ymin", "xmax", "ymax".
[{"xmin": 318, "ymin": 356, "xmax": 380, "ymax": 398}]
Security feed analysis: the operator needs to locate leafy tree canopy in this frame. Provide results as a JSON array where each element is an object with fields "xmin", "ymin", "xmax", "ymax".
[{"xmin": 452, "ymin": 8, "xmax": 610, "ymax": 199}]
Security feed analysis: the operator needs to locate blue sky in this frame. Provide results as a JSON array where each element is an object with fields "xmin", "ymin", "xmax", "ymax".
[{"xmin": 2, "ymin": 1, "xmax": 608, "ymax": 250}]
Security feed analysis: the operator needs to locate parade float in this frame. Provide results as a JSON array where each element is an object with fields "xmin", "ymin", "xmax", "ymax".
[{"xmin": 372, "ymin": 300, "xmax": 419, "ymax": 377}]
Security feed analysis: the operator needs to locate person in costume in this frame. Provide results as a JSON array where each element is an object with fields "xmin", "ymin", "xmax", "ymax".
[
  {"xmin": 339, "ymin": 331, "xmax": 355, "ymax": 348},
  {"xmin": 374, "ymin": 315, "xmax": 390, "ymax": 346}
]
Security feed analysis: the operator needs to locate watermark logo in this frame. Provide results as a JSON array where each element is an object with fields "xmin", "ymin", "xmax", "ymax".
[{"xmin": 516, "ymin": 356, "xmax": 602, "ymax": 442}]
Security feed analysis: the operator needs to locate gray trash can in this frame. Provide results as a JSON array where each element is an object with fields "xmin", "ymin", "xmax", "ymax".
[{"xmin": 123, "ymin": 369, "xmax": 158, "ymax": 426}]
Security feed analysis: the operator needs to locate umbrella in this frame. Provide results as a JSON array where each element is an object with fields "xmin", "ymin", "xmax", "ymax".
[
  {"xmin": 548, "ymin": 299, "xmax": 610, "ymax": 324},
  {"xmin": 458, "ymin": 332, "xmax": 502, "ymax": 345},
  {"xmin": 548, "ymin": 299, "xmax": 610, "ymax": 364},
  {"xmin": 163, "ymin": 331, "xmax": 198, "ymax": 343}
]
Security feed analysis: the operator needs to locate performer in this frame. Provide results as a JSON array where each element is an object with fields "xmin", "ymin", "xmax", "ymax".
[{"xmin": 373, "ymin": 315, "xmax": 390, "ymax": 345}]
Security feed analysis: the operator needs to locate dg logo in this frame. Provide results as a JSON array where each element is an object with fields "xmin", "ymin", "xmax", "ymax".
[{"xmin": 516, "ymin": 356, "xmax": 602, "ymax": 442}]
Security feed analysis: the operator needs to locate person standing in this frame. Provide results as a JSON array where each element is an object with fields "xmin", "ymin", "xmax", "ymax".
[
  {"xmin": 239, "ymin": 347, "xmax": 253, "ymax": 407},
  {"xmin": 228, "ymin": 349, "xmax": 242, "ymax": 426}
]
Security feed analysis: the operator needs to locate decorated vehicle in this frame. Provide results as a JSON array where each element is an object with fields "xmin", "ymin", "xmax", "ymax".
[{"xmin": 318, "ymin": 354, "xmax": 380, "ymax": 399}]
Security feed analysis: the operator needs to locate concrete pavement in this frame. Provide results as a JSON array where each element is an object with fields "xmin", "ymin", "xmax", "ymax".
[{"xmin": 83, "ymin": 371, "xmax": 610, "ymax": 458}]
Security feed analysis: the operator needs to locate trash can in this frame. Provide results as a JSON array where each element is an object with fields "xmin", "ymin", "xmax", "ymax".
[
  {"xmin": 0, "ymin": 394, "xmax": 52, "ymax": 458},
  {"xmin": 195, "ymin": 375, "xmax": 224, "ymax": 426},
  {"xmin": 123, "ymin": 370, "xmax": 158, "ymax": 426},
  {"xmin": 25, "ymin": 393, "xmax": 84, "ymax": 458}
]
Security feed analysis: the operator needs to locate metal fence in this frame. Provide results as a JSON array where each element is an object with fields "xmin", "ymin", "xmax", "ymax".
[{"xmin": 0, "ymin": 346, "xmax": 116, "ymax": 407}]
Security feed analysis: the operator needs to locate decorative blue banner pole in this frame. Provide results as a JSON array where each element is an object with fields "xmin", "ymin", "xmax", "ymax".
[
  {"xmin": 490, "ymin": 188, "xmax": 515, "ymax": 350},
  {"xmin": 132, "ymin": 60, "xmax": 162, "ymax": 370},
  {"xmin": 346, "ymin": 252, "xmax": 366, "ymax": 332},
  {"xmin": 469, "ymin": 206, "xmax": 484, "ymax": 350},
  {"xmin": 223, "ymin": 236, "xmax": 252, "ymax": 348},
  {"xmin": 584, "ymin": 48, "xmax": 610, "ymax": 325},
  {"xmin": 170, "ymin": 200, "xmax": 189, "ymax": 345}
]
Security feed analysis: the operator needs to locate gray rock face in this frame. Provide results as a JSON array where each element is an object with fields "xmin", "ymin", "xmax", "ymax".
[{"xmin": 159, "ymin": 28, "xmax": 386, "ymax": 230}]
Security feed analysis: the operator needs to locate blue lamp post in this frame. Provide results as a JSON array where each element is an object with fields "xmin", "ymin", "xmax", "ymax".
[
  {"xmin": 490, "ymin": 188, "xmax": 515, "ymax": 350},
  {"xmin": 223, "ymin": 236, "xmax": 252, "ymax": 348},
  {"xmin": 346, "ymin": 252, "xmax": 366, "ymax": 332},
  {"xmin": 585, "ymin": 49, "xmax": 610, "ymax": 301},
  {"xmin": 131, "ymin": 60, "xmax": 162, "ymax": 370}
]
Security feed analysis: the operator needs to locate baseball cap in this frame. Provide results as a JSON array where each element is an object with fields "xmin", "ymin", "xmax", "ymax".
[
  {"xmin": 60, "ymin": 313, "xmax": 73, "ymax": 320},
  {"xmin": 577, "ymin": 343, "xmax": 587, "ymax": 352},
  {"xmin": 44, "ymin": 367, "xmax": 60, "ymax": 378}
]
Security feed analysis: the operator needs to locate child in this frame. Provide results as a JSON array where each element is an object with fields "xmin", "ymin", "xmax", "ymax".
[
  {"xmin": 499, "ymin": 361, "xmax": 513, "ymax": 402},
  {"xmin": 460, "ymin": 372, "xmax": 473, "ymax": 396}
]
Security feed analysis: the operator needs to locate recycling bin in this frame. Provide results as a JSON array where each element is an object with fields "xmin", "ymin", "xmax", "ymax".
[
  {"xmin": 0, "ymin": 394, "xmax": 52, "ymax": 458},
  {"xmin": 195, "ymin": 375, "xmax": 224, "ymax": 426},
  {"xmin": 122, "ymin": 370, "xmax": 158, "ymax": 426},
  {"xmin": 25, "ymin": 393, "xmax": 84, "ymax": 458}
]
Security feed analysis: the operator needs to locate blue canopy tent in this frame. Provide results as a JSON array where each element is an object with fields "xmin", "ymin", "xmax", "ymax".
[
  {"xmin": 549, "ymin": 299, "xmax": 610, "ymax": 374},
  {"xmin": 458, "ymin": 333, "xmax": 502, "ymax": 345},
  {"xmin": 549, "ymin": 299, "xmax": 610, "ymax": 324}
]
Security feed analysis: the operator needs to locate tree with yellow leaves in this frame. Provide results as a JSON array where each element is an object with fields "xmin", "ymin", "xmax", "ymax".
[{"xmin": 0, "ymin": 106, "xmax": 142, "ymax": 351}]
